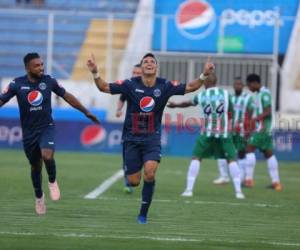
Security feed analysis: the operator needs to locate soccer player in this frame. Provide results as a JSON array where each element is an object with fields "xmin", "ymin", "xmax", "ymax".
[
  {"xmin": 213, "ymin": 77, "xmax": 253, "ymax": 185},
  {"xmin": 244, "ymin": 74, "xmax": 282, "ymax": 191},
  {"xmin": 168, "ymin": 73, "xmax": 245, "ymax": 199},
  {"xmin": 87, "ymin": 53, "xmax": 214, "ymax": 223},
  {"xmin": 0, "ymin": 53, "xmax": 100, "ymax": 215},
  {"xmin": 115, "ymin": 64, "xmax": 142, "ymax": 194}
]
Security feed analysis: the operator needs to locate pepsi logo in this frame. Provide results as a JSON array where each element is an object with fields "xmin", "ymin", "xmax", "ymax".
[
  {"xmin": 27, "ymin": 90, "xmax": 43, "ymax": 106},
  {"xmin": 140, "ymin": 96, "xmax": 155, "ymax": 112},
  {"xmin": 176, "ymin": 0, "xmax": 216, "ymax": 40},
  {"xmin": 80, "ymin": 125, "xmax": 107, "ymax": 146}
]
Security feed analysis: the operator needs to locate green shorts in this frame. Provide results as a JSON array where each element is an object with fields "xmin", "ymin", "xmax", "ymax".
[
  {"xmin": 232, "ymin": 134, "xmax": 247, "ymax": 152},
  {"xmin": 248, "ymin": 132, "xmax": 273, "ymax": 151},
  {"xmin": 192, "ymin": 134, "xmax": 237, "ymax": 161}
]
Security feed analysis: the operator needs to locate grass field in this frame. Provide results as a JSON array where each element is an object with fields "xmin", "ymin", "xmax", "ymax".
[{"xmin": 0, "ymin": 149, "xmax": 299, "ymax": 250}]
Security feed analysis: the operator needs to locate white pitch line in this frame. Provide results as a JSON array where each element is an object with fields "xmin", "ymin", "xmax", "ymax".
[
  {"xmin": 98, "ymin": 196, "xmax": 281, "ymax": 208},
  {"xmin": 84, "ymin": 170, "xmax": 124, "ymax": 199},
  {"xmin": 0, "ymin": 231, "xmax": 299, "ymax": 247}
]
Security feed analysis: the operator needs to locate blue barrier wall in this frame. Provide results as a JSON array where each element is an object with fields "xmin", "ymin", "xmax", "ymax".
[{"xmin": 0, "ymin": 118, "xmax": 299, "ymax": 161}]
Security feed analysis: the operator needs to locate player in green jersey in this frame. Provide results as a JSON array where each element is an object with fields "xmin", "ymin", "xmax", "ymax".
[
  {"xmin": 214, "ymin": 77, "xmax": 253, "ymax": 185},
  {"xmin": 168, "ymin": 73, "xmax": 245, "ymax": 199},
  {"xmin": 244, "ymin": 74, "xmax": 282, "ymax": 191}
]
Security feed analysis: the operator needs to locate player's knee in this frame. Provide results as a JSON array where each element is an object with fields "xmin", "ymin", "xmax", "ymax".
[
  {"xmin": 144, "ymin": 171, "xmax": 156, "ymax": 182},
  {"xmin": 128, "ymin": 179, "xmax": 140, "ymax": 187},
  {"xmin": 42, "ymin": 153, "xmax": 53, "ymax": 162}
]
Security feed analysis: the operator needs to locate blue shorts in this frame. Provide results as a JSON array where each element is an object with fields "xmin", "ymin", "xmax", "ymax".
[
  {"xmin": 123, "ymin": 140, "xmax": 161, "ymax": 175},
  {"xmin": 23, "ymin": 125, "xmax": 55, "ymax": 165}
]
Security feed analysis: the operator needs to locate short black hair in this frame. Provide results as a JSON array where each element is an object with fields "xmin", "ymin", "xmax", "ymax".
[
  {"xmin": 140, "ymin": 53, "xmax": 157, "ymax": 64},
  {"xmin": 134, "ymin": 63, "xmax": 141, "ymax": 68},
  {"xmin": 234, "ymin": 76, "xmax": 242, "ymax": 81},
  {"xmin": 23, "ymin": 52, "xmax": 40, "ymax": 67},
  {"xmin": 246, "ymin": 73, "xmax": 261, "ymax": 83}
]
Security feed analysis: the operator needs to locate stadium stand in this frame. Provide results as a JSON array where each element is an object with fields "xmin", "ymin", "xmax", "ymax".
[{"xmin": 0, "ymin": 0, "xmax": 139, "ymax": 79}]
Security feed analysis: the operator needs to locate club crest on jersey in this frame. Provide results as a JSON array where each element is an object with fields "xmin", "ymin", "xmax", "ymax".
[
  {"xmin": 153, "ymin": 88, "xmax": 161, "ymax": 97},
  {"xmin": 140, "ymin": 96, "xmax": 155, "ymax": 112},
  {"xmin": 27, "ymin": 90, "xmax": 43, "ymax": 106},
  {"xmin": 39, "ymin": 82, "xmax": 47, "ymax": 90}
]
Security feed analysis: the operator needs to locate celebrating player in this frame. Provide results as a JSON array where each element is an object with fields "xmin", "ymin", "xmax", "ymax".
[
  {"xmin": 87, "ymin": 53, "xmax": 214, "ymax": 223},
  {"xmin": 213, "ymin": 77, "xmax": 253, "ymax": 185},
  {"xmin": 244, "ymin": 74, "xmax": 282, "ymax": 191},
  {"xmin": 168, "ymin": 73, "xmax": 245, "ymax": 199},
  {"xmin": 115, "ymin": 64, "xmax": 142, "ymax": 194},
  {"xmin": 0, "ymin": 53, "xmax": 100, "ymax": 215}
]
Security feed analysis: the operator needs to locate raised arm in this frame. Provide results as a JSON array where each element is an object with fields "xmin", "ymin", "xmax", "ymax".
[
  {"xmin": 87, "ymin": 54, "xmax": 110, "ymax": 93},
  {"xmin": 63, "ymin": 91, "xmax": 100, "ymax": 124},
  {"xmin": 167, "ymin": 100, "xmax": 196, "ymax": 108},
  {"xmin": 185, "ymin": 57, "xmax": 215, "ymax": 94}
]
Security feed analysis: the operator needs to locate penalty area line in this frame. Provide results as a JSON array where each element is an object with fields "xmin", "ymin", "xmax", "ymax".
[{"xmin": 84, "ymin": 170, "xmax": 124, "ymax": 199}]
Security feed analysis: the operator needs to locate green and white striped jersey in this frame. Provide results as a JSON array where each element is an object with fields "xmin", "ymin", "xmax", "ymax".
[
  {"xmin": 193, "ymin": 87, "xmax": 232, "ymax": 138},
  {"xmin": 231, "ymin": 92, "xmax": 253, "ymax": 136},
  {"xmin": 252, "ymin": 86, "xmax": 272, "ymax": 132}
]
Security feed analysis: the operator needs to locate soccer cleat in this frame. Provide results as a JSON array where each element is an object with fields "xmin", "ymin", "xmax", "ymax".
[
  {"xmin": 213, "ymin": 177, "xmax": 230, "ymax": 185},
  {"xmin": 243, "ymin": 179, "xmax": 254, "ymax": 188},
  {"xmin": 181, "ymin": 190, "xmax": 193, "ymax": 197},
  {"xmin": 35, "ymin": 193, "xmax": 46, "ymax": 215},
  {"xmin": 235, "ymin": 192, "xmax": 245, "ymax": 199},
  {"xmin": 267, "ymin": 182, "xmax": 283, "ymax": 192},
  {"xmin": 48, "ymin": 180, "xmax": 61, "ymax": 201},
  {"xmin": 137, "ymin": 215, "xmax": 147, "ymax": 224},
  {"xmin": 123, "ymin": 186, "xmax": 133, "ymax": 194}
]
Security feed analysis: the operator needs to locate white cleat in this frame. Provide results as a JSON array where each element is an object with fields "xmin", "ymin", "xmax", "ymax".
[
  {"xmin": 235, "ymin": 192, "xmax": 245, "ymax": 199},
  {"xmin": 35, "ymin": 193, "xmax": 46, "ymax": 215},
  {"xmin": 213, "ymin": 177, "xmax": 230, "ymax": 185},
  {"xmin": 181, "ymin": 190, "xmax": 193, "ymax": 197}
]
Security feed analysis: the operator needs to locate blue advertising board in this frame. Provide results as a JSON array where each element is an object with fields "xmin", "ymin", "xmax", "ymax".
[
  {"xmin": 153, "ymin": 0, "xmax": 299, "ymax": 54},
  {"xmin": 0, "ymin": 118, "xmax": 299, "ymax": 161}
]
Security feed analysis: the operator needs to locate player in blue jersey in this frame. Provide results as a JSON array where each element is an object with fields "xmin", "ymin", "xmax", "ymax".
[
  {"xmin": 87, "ymin": 53, "xmax": 214, "ymax": 224},
  {"xmin": 0, "ymin": 53, "xmax": 99, "ymax": 215},
  {"xmin": 115, "ymin": 63, "xmax": 142, "ymax": 194}
]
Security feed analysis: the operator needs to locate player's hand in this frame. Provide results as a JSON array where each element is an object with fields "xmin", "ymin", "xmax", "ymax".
[
  {"xmin": 203, "ymin": 56, "xmax": 215, "ymax": 76},
  {"xmin": 115, "ymin": 110, "xmax": 123, "ymax": 118},
  {"xmin": 87, "ymin": 53, "xmax": 98, "ymax": 74},
  {"xmin": 167, "ymin": 101, "xmax": 176, "ymax": 108},
  {"xmin": 86, "ymin": 112, "xmax": 100, "ymax": 124}
]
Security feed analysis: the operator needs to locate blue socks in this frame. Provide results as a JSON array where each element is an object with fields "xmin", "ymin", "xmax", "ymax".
[
  {"xmin": 31, "ymin": 167, "xmax": 43, "ymax": 198},
  {"xmin": 44, "ymin": 159, "xmax": 56, "ymax": 183},
  {"xmin": 139, "ymin": 180, "xmax": 155, "ymax": 218}
]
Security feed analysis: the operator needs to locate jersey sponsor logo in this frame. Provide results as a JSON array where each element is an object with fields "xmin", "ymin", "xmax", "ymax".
[
  {"xmin": 27, "ymin": 90, "xmax": 43, "ymax": 106},
  {"xmin": 80, "ymin": 125, "xmax": 107, "ymax": 146},
  {"xmin": 21, "ymin": 86, "xmax": 30, "ymax": 90},
  {"xmin": 153, "ymin": 88, "xmax": 161, "ymax": 97},
  {"xmin": 139, "ymin": 96, "xmax": 155, "ymax": 112},
  {"xmin": 176, "ymin": 0, "xmax": 216, "ymax": 40},
  {"xmin": 39, "ymin": 82, "xmax": 47, "ymax": 90},
  {"xmin": 115, "ymin": 79, "xmax": 124, "ymax": 85},
  {"xmin": 135, "ymin": 88, "xmax": 144, "ymax": 93}
]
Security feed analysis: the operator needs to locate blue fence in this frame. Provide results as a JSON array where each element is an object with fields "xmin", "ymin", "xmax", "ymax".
[{"xmin": 0, "ymin": 117, "xmax": 299, "ymax": 161}]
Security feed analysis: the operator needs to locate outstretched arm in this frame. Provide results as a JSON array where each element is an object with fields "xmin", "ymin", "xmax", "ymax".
[
  {"xmin": 63, "ymin": 92, "xmax": 100, "ymax": 124},
  {"xmin": 185, "ymin": 56, "xmax": 215, "ymax": 93},
  {"xmin": 87, "ymin": 54, "xmax": 110, "ymax": 93},
  {"xmin": 167, "ymin": 100, "xmax": 196, "ymax": 108}
]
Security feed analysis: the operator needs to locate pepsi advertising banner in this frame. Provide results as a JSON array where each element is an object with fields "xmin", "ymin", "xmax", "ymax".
[
  {"xmin": 153, "ymin": 0, "xmax": 299, "ymax": 54},
  {"xmin": 0, "ymin": 118, "xmax": 300, "ymax": 161}
]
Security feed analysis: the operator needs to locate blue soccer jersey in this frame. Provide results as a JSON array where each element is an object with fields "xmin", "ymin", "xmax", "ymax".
[
  {"xmin": 0, "ymin": 75, "xmax": 66, "ymax": 136},
  {"xmin": 109, "ymin": 77, "xmax": 186, "ymax": 141}
]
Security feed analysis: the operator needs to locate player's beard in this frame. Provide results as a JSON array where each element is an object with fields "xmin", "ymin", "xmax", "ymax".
[{"xmin": 29, "ymin": 72, "xmax": 44, "ymax": 81}]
